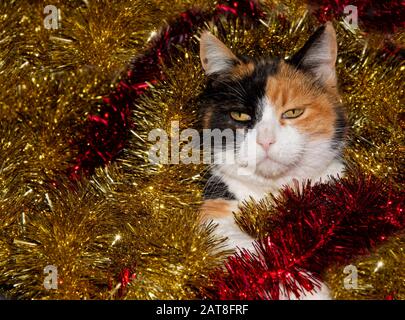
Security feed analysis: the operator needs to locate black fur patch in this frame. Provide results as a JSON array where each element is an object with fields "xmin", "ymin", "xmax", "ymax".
[
  {"xmin": 203, "ymin": 174, "xmax": 236, "ymax": 200},
  {"xmin": 198, "ymin": 57, "xmax": 280, "ymax": 131},
  {"xmin": 332, "ymin": 104, "xmax": 347, "ymax": 151}
]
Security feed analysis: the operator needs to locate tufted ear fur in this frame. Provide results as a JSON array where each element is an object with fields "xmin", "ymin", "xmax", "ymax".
[
  {"xmin": 200, "ymin": 31, "xmax": 240, "ymax": 75},
  {"xmin": 290, "ymin": 22, "xmax": 337, "ymax": 88}
]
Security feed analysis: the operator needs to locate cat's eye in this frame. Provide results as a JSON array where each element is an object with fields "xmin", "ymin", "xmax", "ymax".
[
  {"xmin": 230, "ymin": 111, "xmax": 251, "ymax": 122},
  {"xmin": 282, "ymin": 108, "xmax": 305, "ymax": 119}
]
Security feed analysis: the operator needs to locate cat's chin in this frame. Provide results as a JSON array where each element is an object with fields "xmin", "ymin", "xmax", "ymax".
[{"xmin": 255, "ymin": 158, "xmax": 290, "ymax": 179}]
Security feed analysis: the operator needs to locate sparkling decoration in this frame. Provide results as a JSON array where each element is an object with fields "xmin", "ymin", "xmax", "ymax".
[
  {"xmin": 1, "ymin": 178, "xmax": 118, "ymax": 299},
  {"xmin": 307, "ymin": 0, "xmax": 405, "ymax": 61},
  {"xmin": 0, "ymin": 0, "xmax": 403, "ymax": 299}
]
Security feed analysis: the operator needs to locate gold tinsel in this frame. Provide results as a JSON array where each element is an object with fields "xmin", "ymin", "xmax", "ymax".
[
  {"xmin": 89, "ymin": 58, "xmax": 229, "ymax": 299},
  {"xmin": 325, "ymin": 235, "xmax": 405, "ymax": 300},
  {"xmin": 1, "ymin": 179, "xmax": 119, "ymax": 299},
  {"xmin": 118, "ymin": 56, "xmax": 206, "ymax": 209},
  {"xmin": 0, "ymin": 0, "xmax": 403, "ymax": 299}
]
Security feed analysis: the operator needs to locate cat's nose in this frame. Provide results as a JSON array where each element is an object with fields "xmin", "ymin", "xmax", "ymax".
[
  {"xmin": 256, "ymin": 127, "xmax": 275, "ymax": 151},
  {"xmin": 257, "ymin": 139, "xmax": 275, "ymax": 152}
]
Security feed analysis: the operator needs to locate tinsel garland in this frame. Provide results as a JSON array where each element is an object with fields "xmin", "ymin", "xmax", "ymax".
[
  {"xmin": 0, "ymin": 0, "xmax": 403, "ymax": 300},
  {"xmin": 206, "ymin": 174, "xmax": 404, "ymax": 300},
  {"xmin": 309, "ymin": 0, "xmax": 405, "ymax": 61}
]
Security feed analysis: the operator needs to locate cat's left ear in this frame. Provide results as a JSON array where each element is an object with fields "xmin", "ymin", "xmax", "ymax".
[
  {"xmin": 200, "ymin": 31, "xmax": 240, "ymax": 75},
  {"xmin": 290, "ymin": 22, "xmax": 337, "ymax": 88}
]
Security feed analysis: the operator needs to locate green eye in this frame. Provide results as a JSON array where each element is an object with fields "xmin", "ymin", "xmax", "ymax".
[
  {"xmin": 230, "ymin": 111, "xmax": 251, "ymax": 122},
  {"xmin": 282, "ymin": 108, "xmax": 305, "ymax": 119}
]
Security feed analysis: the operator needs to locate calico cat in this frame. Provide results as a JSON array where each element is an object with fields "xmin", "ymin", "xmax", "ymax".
[{"xmin": 198, "ymin": 23, "xmax": 346, "ymax": 299}]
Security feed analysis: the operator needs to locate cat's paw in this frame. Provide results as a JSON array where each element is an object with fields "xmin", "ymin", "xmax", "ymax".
[{"xmin": 199, "ymin": 199, "xmax": 255, "ymax": 252}]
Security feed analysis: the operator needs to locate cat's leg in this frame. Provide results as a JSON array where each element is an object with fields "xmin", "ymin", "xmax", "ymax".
[{"xmin": 199, "ymin": 199, "xmax": 255, "ymax": 252}]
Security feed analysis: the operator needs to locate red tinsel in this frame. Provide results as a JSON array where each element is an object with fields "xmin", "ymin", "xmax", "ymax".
[{"xmin": 208, "ymin": 174, "xmax": 404, "ymax": 300}]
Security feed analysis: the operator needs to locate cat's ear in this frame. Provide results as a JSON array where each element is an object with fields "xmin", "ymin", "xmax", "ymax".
[
  {"xmin": 290, "ymin": 22, "xmax": 337, "ymax": 88},
  {"xmin": 200, "ymin": 31, "xmax": 239, "ymax": 75}
]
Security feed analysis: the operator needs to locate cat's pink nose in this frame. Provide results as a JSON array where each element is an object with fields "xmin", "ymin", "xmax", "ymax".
[
  {"xmin": 257, "ymin": 127, "xmax": 275, "ymax": 151},
  {"xmin": 257, "ymin": 139, "xmax": 275, "ymax": 152}
]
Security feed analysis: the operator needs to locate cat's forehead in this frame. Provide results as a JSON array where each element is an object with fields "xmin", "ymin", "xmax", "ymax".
[
  {"xmin": 215, "ymin": 58, "xmax": 323, "ymax": 106},
  {"xmin": 201, "ymin": 58, "xmax": 342, "ymax": 139},
  {"xmin": 234, "ymin": 60, "xmax": 339, "ymax": 138},
  {"xmin": 225, "ymin": 58, "xmax": 333, "ymax": 104},
  {"xmin": 229, "ymin": 56, "xmax": 281, "ymax": 79},
  {"xmin": 264, "ymin": 62, "xmax": 322, "ymax": 108}
]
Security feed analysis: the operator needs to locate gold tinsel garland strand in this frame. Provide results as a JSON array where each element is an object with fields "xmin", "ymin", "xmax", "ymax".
[
  {"xmin": 0, "ymin": 176, "xmax": 121, "ymax": 299},
  {"xmin": 89, "ymin": 57, "xmax": 230, "ymax": 299},
  {"xmin": 234, "ymin": 196, "xmax": 278, "ymax": 239},
  {"xmin": 0, "ymin": 123, "xmax": 34, "ymax": 297},
  {"xmin": 325, "ymin": 235, "xmax": 404, "ymax": 300},
  {"xmin": 89, "ymin": 162, "xmax": 229, "ymax": 300},
  {"xmin": 0, "ymin": 0, "xmax": 218, "ymax": 86},
  {"xmin": 0, "ymin": 0, "xmax": 220, "ymax": 299},
  {"xmin": 118, "ymin": 55, "xmax": 206, "ymax": 209}
]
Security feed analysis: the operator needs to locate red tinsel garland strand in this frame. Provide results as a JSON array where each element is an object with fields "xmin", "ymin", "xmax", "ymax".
[{"xmin": 208, "ymin": 174, "xmax": 404, "ymax": 300}]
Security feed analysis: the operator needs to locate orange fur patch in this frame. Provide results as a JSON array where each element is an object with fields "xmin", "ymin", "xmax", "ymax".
[
  {"xmin": 199, "ymin": 199, "xmax": 236, "ymax": 222},
  {"xmin": 265, "ymin": 62, "xmax": 340, "ymax": 140},
  {"xmin": 232, "ymin": 61, "xmax": 255, "ymax": 78}
]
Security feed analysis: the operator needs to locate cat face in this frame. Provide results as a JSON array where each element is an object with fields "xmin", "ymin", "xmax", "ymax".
[{"xmin": 199, "ymin": 23, "xmax": 346, "ymax": 180}]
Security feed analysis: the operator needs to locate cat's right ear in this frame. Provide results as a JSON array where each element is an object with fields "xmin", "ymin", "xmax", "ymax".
[
  {"xmin": 200, "ymin": 32, "xmax": 239, "ymax": 75},
  {"xmin": 290, "ymin": 22, "xmax": 337, "ymax": 88}
]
